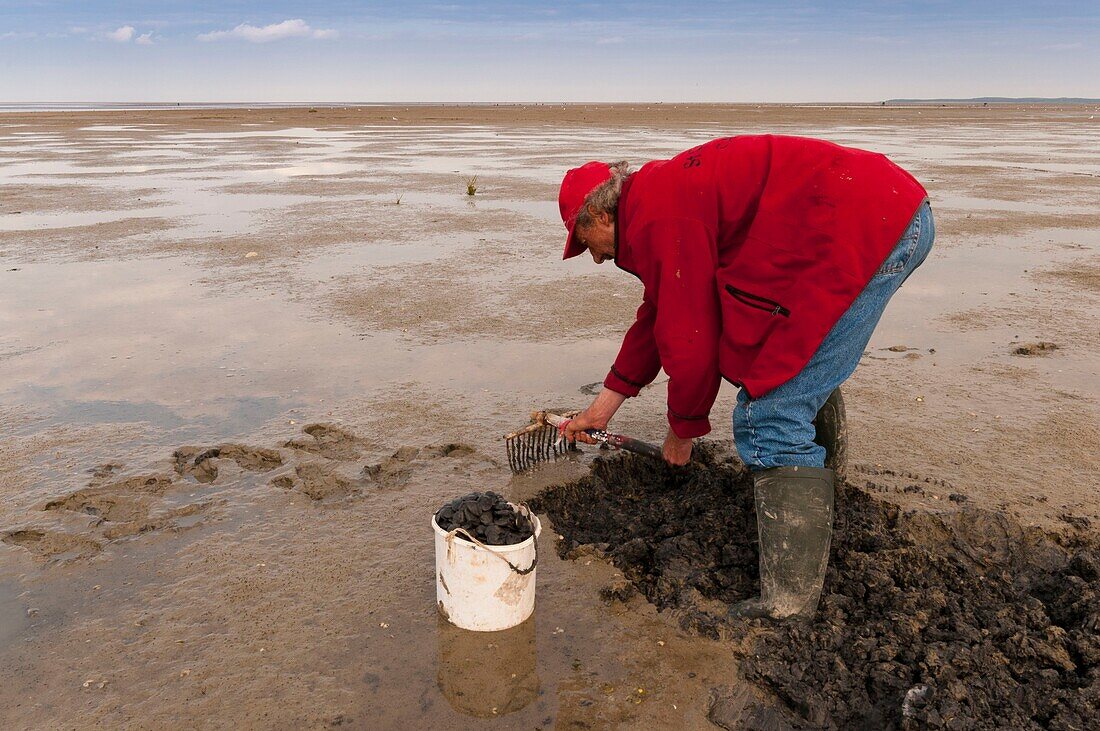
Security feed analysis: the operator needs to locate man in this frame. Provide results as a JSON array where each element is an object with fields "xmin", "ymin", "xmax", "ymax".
[{"xmin": 558, "ymin": 135, "xmax": 933, "ymax": 620}]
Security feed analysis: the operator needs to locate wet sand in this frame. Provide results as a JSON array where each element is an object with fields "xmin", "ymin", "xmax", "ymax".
[{"xmin": 1, "ymin": 104, "xmax": 1098, "ymax": 728}]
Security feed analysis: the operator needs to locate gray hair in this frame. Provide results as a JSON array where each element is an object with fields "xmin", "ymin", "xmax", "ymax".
[{"xmin": 573, "ymin": 160, "xmax": 631, "ymax": 229}]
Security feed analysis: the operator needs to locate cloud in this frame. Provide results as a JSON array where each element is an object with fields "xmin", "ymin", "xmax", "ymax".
[
  {"xmin": 107, "ymin": 26, "xmax": 135, "ymax": 43},
  {"xmin": 197, "ymin": 19, "xmax": 337, "ymax": 43},
  {"xmin": 135, "ymin": 32, "xmax": 154, "ymax": 45}
]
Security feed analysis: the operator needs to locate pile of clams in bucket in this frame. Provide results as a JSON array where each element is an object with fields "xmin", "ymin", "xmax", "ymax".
[{"xmin": 432, "ymin": 491, "xmax": 541, "ymax": 632}]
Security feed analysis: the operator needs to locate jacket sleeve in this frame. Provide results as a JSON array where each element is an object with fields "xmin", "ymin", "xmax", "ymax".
[
  {"xmin": 646, "ymin": 217, "xmax": 722, "ymax": 438},
  {"xmin": 603, "ymin": 298, "xmax": 661, "ymax": 397}
]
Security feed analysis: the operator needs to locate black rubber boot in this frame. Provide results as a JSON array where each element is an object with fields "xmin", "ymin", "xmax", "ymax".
[
  {"xmin": 812, "ymin": 387, "xmax": 847, "ymax": 483},
  {"xmin": 728, "ymin": 466, "xmax": 835, "ymax": 620}
]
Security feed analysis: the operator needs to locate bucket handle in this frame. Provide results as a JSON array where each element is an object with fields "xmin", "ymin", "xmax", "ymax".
[{"xmin": 445, "ymin": 512, "xmax": 539, "ymax": 577}]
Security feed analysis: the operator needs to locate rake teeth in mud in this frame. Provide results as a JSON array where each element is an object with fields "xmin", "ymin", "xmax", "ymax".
[{"xmin": 503, "ymin": 411, "xmax": 580, "ymax": 473}]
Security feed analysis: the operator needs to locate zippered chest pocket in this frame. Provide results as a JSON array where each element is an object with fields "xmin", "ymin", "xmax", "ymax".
[{"xmin": 724, "ymin": 284, "xmax": 790, "ymax": 317}]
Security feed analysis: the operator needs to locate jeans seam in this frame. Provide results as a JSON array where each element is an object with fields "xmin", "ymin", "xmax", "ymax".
[
  {"xmin": 874, "ymin": 206, "xmax": 922, "ymax": 278},
  {"xmin": 745, "ymin": 398, "xmax": 760, "ymax": 466}
]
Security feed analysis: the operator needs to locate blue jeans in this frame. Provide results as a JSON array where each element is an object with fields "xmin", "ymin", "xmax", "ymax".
[{"xmin": 733, "ymin": 201, "xmax": 935, "ymax": 470}]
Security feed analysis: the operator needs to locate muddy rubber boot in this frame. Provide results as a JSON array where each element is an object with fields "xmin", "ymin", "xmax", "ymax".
[
  {"xmin": 728, "ymin": 466, "xmax": 834, "ymax": 621},
  {"xmin": 812, "ymin": 387, "xmax": 847, "ymax": 483}
]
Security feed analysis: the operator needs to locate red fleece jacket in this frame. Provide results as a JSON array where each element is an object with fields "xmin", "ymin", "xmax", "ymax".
[{"xmin": 603, "ymin": 135, "xmax": 927, "ymax": 438}]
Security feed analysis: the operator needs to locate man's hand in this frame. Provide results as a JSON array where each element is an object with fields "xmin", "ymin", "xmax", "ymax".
[
  {"xmin": 663, "ymin": 428, "xmax": 693, "ymax": 466},
  {"xmin": 562, "ymin": 388, "xmax": 627, "ymax": 445}
]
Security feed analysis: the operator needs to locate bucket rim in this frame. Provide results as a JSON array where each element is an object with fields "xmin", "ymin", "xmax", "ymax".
[{"xmin": 431, "ymin": 502, "xmax": 542, "ymax": 553}]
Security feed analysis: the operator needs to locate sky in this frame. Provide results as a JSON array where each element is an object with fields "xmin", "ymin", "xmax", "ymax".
[{"xmin": 0, "ymin": 1, "xmax": 1097, "ymax": 103}]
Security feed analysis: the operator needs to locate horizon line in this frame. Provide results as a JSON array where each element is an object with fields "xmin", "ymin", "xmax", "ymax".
[{"xmin": 3, "ymin": 97, "xmax": 1099, "ymax": 110}]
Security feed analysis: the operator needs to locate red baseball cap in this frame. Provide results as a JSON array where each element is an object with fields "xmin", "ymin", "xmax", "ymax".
[{"xmin": 558, "ymin": 161, "xmax": 612, "ymax": 259}]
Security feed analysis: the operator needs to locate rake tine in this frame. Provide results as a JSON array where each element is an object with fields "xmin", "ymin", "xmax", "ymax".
[{"xmin": 503, "ymin": 409, "xmax": 587, "ymax": 473}]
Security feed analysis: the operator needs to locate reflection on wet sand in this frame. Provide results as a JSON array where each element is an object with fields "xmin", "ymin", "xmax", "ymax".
[{"xmin": 436, "ymin": 614, "xmax": 539, "ymax": 718}]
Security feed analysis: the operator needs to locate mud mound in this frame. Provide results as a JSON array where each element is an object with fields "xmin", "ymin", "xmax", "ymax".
[
  {"xmin": 284, "ymin": 423, "xmax": 369, "ymax": 460},
  {"xmin": 363, "ymin": 448, "xmax": 415, "ymax": 489},
  {"xmin": 38, "ymin": 470, "xmax": 213, "ymax": 548},
  {"xmin": 99, "ymin": 474, "xmax": 175, "ymax": 494},
  {"xmin": 2, "ymin": 528, "xmax": 102, "ymax": 562},
  {"xmin": 44, "ymin": 490, "xmax": 149, "ymax": 522},
  {"xmin": 419, "ymin": 442, "xmax": 477, "ymax": 459},
  {"xmin": 174, "ymin": 444, "xmax": 284, "ymax": 483},
  {"xmin": 362, "ymin": 442, "xmax": 485, "ymax": 489},
  {"xmin": 270, "ymin": 462, "xmax": 364, "ymax": 501},
  {"xmin": 42, "ymin": 488, "xmax": 210, "ymax": 541},
  {"xmin": 1013, "ymin": 341, "xmax": 1059, "ymax": 356},
  {"xmin": 531, "ymin": 444, "xmax": 1100, "ymax": 730},
  {"xmin": 43, "ymin": 474, "xmax": 173, "ymax": 523},
  {"xmin": 87, "ymin": 462, "xmax": 123, "ymax": 482}
]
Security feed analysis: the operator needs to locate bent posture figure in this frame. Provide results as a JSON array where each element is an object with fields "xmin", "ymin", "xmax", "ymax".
[{"xmin": 558, "ymin": 135, "xmax": 934, "ymax": 620}]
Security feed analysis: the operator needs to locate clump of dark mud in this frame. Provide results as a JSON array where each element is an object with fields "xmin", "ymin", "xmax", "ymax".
[
  {"xmin": 1013, "ymin": 340, "xmax": 1059, "ymax": 356},
  {"xmin": 435, "ymin": 491, "xmax": 534, "ymax": 546},
  {"xmin": 532, "ymin": 444, "xmax": 1100, "ymax": 729}
]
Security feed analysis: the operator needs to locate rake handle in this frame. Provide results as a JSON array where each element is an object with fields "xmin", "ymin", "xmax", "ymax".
[
  {"xmin": 543, "ymin": 413, "xmax": 664, "ymax": 462},
  {"xmin": 605, "ymin": 434, "xmax": 665, "ymax": 461}
]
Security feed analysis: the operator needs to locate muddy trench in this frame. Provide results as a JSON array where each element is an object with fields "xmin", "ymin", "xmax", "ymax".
[{"xmin": 530, "ymin": 444, "xmax": 1099, "ymax": 730}]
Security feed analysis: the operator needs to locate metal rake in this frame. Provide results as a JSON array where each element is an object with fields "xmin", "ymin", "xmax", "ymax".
[{"xmin": 503, "ymin": 410, "xmax": 663, "ymax": 473}]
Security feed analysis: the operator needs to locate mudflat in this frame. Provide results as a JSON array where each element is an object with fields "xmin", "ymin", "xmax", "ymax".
[{"xmin": 0, "ymin": 104, "xmax": 1097, "ymax": 728}]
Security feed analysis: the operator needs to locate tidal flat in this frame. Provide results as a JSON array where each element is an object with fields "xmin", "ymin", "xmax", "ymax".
[{"xmin": 0, "ymin": 104, "xmax": 1097, "ymax": 728}]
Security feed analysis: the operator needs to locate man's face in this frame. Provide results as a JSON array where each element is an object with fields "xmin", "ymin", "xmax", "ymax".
[{"xmin": 575, "ymin": 208, "xmax": 616, "ymax": 264}]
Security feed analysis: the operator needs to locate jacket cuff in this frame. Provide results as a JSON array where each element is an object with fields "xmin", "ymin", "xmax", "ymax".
[
  {"xmin": 603, "ymin": 366, "xmax": 644, "ymax": 398},
  {"xmin": 668, "ymin": 411, "xmax": 712, "ymax": 439}
]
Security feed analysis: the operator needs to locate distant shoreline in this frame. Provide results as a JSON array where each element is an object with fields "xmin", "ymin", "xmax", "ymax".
[
  {"xmin": 885, "ymin": 97, "xmax": 1100, "ymax": 104},
  {"xmin": 1, "ymin": 99, "xmax": 1098, "ymax": 113}
]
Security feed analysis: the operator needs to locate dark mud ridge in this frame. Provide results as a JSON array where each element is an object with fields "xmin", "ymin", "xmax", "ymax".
[{"xmin": 531, "ymin": 443, "xmax": 1099, "ymax": 730}]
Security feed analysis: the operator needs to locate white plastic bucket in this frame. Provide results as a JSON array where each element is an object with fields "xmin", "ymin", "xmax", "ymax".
[{"xmin": 433, "ymin": 505, "xmax": 542, "ymax": 632}]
